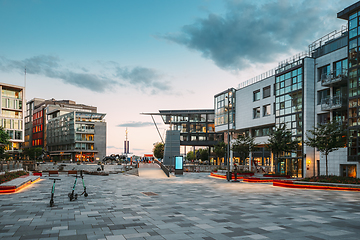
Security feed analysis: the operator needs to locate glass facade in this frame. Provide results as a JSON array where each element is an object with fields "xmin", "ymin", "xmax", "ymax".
[
  {"xmin": 0, "ymin": 86, "xmax": 24, "ymax": 150},
  {"xmin": 160, "ymin": 110, "xmax": 222, "ymax": 145},
  {"xmin": 214, "ymin": 88, "xmax": 235, "ymax": 127},
  {"xmin": 275, "ymin": 65, "xmax": 303, "ymax": 177},
  {"xmin": 346, "ymin": 10, "xmax": 360, "ymax": 161}
]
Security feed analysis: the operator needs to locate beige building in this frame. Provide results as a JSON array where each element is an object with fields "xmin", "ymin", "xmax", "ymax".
[{"xmin": 0, "ymin": 83, "xmax": 25, "ymax": 159}]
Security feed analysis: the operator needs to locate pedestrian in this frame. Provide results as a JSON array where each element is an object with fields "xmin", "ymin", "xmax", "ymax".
[{"xmin": 233, "ymin": 163, "xmax": 238, "ymax": 181}]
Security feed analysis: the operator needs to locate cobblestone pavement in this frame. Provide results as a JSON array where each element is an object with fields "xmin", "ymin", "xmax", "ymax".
[{"xmin": 1, "ymin": 172, "xmax": 360, "ymax": 240}]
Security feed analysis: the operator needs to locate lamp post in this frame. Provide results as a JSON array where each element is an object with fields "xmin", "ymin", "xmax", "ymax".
[{"xmin": 226, "ymin": 90, "xmax": 231, "ymax": 181}]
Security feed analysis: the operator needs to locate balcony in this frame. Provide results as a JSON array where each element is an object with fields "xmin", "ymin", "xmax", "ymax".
[
  {"xmin": 321, "ymin": 95, "xmax": 347, "ymax": 111},
  {"xmin": 321, "ymin": 69, "xmax": 347, "ymax": 87}
]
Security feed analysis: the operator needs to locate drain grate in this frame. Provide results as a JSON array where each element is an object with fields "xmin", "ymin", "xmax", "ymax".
[{"xmin": 141, "ymin": 192, "xmax": 158, "ymax": 196}]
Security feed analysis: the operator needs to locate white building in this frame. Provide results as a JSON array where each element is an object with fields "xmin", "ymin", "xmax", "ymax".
[{"xmin": 215, "ymin": 5, "xmax": 360, "ymax": 178}]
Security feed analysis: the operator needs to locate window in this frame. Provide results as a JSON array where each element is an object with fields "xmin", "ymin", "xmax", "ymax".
[
  {"xmin": 263, "ymin": 86, "xmax": 271, "ymax": 98},
  {"xmin": 253, "ymin": 107, "xmax": 260, "ymax": 119},
  {"xmin": 317, "ymin": 89, "xmax": 330, "ymax": 105},
  {"xmin": 262, "ymin": 127, "xmax": 270, "ymax": 136},
  {"xmin": 263, "ymin": 105, "xmax": 271, "ymax": 116},
  {"xmin": 253, "ymin": 90, "xmax": 260, "ymax": 101},
  {"xmin": 318, "ymin": 65, "xmax": 330, "ymax": 82},
  {"xmin": 253, "ymin": 129, "xmax": 261, "ymax": 137},
  {"xmin": 333, "ymin": 59, "xmax": 348, "ymax": 78},
  {"xmin": 273, "ymin": 103, "xmax": 276, "ymax": 114},
  {"xmin": 318, "ymin": 113, "xmax": 330, "ymax": 124}
]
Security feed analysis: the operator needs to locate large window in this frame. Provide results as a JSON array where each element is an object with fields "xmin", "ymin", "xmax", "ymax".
[
  {"xmin": 318, "ymin": 65, "xmax": 330, "ymax": 82},
  {"xmin": 263, "ymin": 86, "xmax": 271, "ymax": 98},
  {"xmin": 318, "ymin": 113, "xmax": 330, "ymax": 124},
  {"xmin": 263, "ymin": 104, "xmax": 271, "ymax": 116},
  {"xmin": 317, "ymin": 89, "xmax": 330, "ymax": 105},
  {"xmin": 253, "ymin": 107, "xmax": 260, "ymax": 119},
  {"xmin": 253, "ymin": 90, "xmax": 260, "ymax": 101},
  {"xmin": 333, "ymin": 59, "xmax": 348, "ymax": 77}
]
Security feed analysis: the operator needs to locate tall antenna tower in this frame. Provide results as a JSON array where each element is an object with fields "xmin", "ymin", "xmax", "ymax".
[{"xmin": 124, "ymin": 128, "xmax": 130, "ymax": 155}]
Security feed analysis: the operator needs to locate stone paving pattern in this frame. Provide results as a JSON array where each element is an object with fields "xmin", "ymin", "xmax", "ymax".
[{"xmin": 1, "ymin": 169, "xmax": 360, "ymax": 240}]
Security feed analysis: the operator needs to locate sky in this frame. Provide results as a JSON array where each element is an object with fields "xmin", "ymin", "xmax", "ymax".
[{"xmin": 0, "ymin": 0, "xmax": 355, "ymax": 156}]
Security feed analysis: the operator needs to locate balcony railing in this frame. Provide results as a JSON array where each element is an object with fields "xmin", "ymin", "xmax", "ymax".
[
  {"xmin": 321, "ymin": 95, "xmax": 347, "ymax": 111},
  {"xmin": 321, "ymin": 69, "xmax": 347, "ymax": 87}
]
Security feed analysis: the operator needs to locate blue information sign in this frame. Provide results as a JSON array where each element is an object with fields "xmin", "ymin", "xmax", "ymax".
[{"xmin": 175, "ymin": 156, "xmax": 183, "ymax": 170}]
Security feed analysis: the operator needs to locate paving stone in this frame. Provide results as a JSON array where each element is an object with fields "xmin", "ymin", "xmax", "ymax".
[{"xmin": 1, "ymin": 168, "xmax": 360, "ymax": 240}]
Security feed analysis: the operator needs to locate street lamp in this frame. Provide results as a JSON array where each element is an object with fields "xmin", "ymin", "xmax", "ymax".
[{"xmin": 225, "ymin": 90, "xmax": 231, "ymax": 181}]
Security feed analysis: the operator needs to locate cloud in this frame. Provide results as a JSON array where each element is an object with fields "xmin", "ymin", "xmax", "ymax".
[
  {"xmin": 0, "ymin": 55, "xmax": 172, "ymax": 94},
  {"xmin": 116, "ymin": 121, "xmax": 160, "ymax": 127},
  {"xmin": 162, "ymin": 0, "xmax": 353, "ymax": 71},
  {"xmin": 107, "ymin": 146, "xmax": 122, "ymax": 149},
  {"xmin": 115, "ymin": 66, "xmax": 171, "ymax": 94}
]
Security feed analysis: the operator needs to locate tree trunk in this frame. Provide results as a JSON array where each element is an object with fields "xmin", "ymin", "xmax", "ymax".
[{"xmin": 325, "ymin": 153, "xmax": 328, "ymax": 176}]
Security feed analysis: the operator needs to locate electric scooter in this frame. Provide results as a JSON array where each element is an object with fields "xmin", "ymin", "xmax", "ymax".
[
  {"xmin": 49, "ymin": 178, "xmax": 61, "ymax": 207},
  {"xmin": 79, "ymin": 170, "xmax": 88, "ymax": 197},
  {"xmin": 68, "ymin": 173, "xmax": 78, "ymax": 201}
]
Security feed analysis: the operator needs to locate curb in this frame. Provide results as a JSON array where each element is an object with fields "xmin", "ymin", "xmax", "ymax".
[
  {"xmin": 273, "ymin": 180, "xmax": 360, "ymax": 191},
  {"xmin": 0, "ymin": 176, "xmax": 41, "ymax": 194}
]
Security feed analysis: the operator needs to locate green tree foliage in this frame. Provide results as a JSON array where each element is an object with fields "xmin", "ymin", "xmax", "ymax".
[
  {"xmin": 305, "ymin": 120, "xmax": 347, "ymax": 176},
  {"xmin": 232, "ymin": 134, "xmax": 256, "ymax": 166},
  {"xmin": 186, "ymin": 151, "xmax": 195, "ymax": 160},
  {"xmin": 152, "ymin": 142, "xmax": 164, "ymax": 159},
  {"xmin": 22, "ymin": 147, "xmax": 43, "ymax": 160},
  {"xmin": 214, "ymin": 142, "xmax": 227, "ymax": 163},
  {"xmin": 266, "ymin": 125, "xmax": 299, "ymax": 173},
  {"xmin": 197, "ymin": 148, "xmax": 209, "ymax": 161},
  {"xmin": 0, "ymin": 127, "xmax": 10, "ymax": 157},
  {"xmin": 186, "ymin": 148, "xmax": 209, "ymax": 162}
]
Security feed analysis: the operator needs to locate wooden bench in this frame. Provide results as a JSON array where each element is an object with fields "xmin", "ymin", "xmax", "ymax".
[
  {"xmin": 68, "ymin": 170, "xmax": 77, "ymax": 175},
  {"xmin": 48, "ymin": 171, "xmax": 59, "ymax": 176}
]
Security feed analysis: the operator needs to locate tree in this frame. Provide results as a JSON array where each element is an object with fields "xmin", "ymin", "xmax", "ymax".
[
  {"xmin": 22, "ymin": 147, "xmax": 43, "ymax": 160},
  {"xmin": 266, "ymin": 125, "xmax": 299, "ymax": 174},
  {"xmin": 186, "ymin": 151, "xmax": 195, "ymax": 161},
  {"xmin": 213, "ymin": 142, "xmax": 227, "ymax": 165},
  {"xmin": 152, "ymin": 142, "xmax": 164, "ymax": 159},
  {"xmin": 186, "ymin": 149, "xmax": 208, "ymax": 162},
  {"xmin": 0, "ymin": 127, "xmax": 10, "ymax": 157},
  {"xmin": 232, "ymin": 134, "xmax": 256, "ymax": 167},
  {"xmin": 305, "ymin": 120, "xmax": 347, "ymax": 176},
  {"xmin": 197, "ymin": 148, "xmax": 209, "ymax": 161}
]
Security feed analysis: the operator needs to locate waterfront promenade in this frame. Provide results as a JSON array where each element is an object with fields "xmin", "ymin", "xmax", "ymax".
[{"xmin": 1, "ymin": 171, "xmax": 360, "ymax": 240}]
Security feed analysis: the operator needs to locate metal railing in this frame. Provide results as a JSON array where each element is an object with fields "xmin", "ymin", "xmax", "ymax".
[
  {"xmin": 154, "ymin": 159, "xmax": 170, "ymax": 177},
  {"xmin": 238, "ymin": 68, "xmax": 275, "ymax": 90},
  {"xmin": 321, "ymin": 69, "xmax": 348, "ymax": 86},
  {"xmin": 321, "ymin": 95, "xmax": 347, "ymax": 111}
]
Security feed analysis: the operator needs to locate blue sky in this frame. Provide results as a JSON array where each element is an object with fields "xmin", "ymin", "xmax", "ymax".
[{"xmin": 0, "ymin": 0, "xmax": 355, "ymax": 156}]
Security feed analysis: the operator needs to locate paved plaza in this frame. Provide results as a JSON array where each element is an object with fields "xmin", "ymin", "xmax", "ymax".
[{"xmin": 1, "ymin": 166, "xmax": 360, "ymax": 240}]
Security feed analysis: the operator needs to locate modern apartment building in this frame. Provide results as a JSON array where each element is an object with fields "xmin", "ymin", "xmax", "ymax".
[
  {"xmin": 215, "ymin": 1, "xmax": 360, "ymax": 178},
  {"xmin": 25, "ymin": 98, "xmax": 106, "ymax": 161},
  {"xmin": 0, "ymin": 83, "xmax": 24, "ymax": 159},
  {"xmin": 46, "ymin": 111, "xmax": 106, "ymax": 162}
]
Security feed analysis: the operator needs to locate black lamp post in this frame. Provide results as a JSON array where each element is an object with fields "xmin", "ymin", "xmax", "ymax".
[{"xmin": 226, "ymin": 90, "xmax": 231, "ymax": 181}]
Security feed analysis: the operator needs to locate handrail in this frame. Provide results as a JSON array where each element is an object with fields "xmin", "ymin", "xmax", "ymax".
[
  {"xmin": 321, "ymin": 68, "xmax": 348, "ymax": 85},
  {"xmin": 153, "ymin": 159, "xmax": 170, "ymax": 177}
]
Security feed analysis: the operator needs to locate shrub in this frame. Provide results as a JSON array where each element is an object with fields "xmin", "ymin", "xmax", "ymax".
[
  {"xmin": 302, "ymin": 175, "xmax": 360, "ymax": 185},
  {"xmin": 0, "ymin": 171, "xmax": 28, "ymax": 184}
]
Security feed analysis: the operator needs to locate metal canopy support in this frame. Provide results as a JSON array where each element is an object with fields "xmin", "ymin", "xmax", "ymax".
[{"xmin": 151, "ymin": 115, "xmax": 164, "ymax": 144}]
